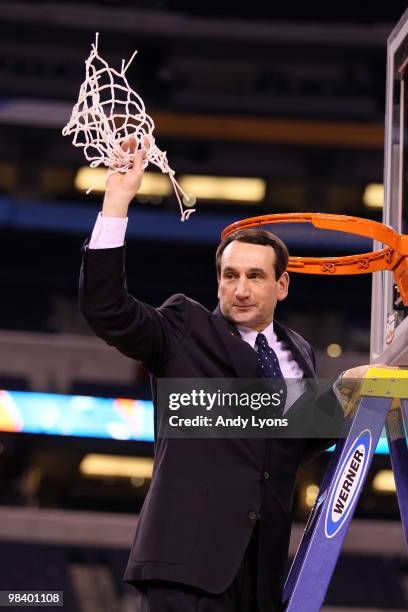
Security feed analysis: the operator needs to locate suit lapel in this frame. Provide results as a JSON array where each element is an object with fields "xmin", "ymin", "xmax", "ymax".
[
  {"xmin": 211, "ymin": 305, "xmax": 258, "ymax": 378},
  {"xmin": 274, "ymin": 320, "xmax": 316, "ymax": 378}
]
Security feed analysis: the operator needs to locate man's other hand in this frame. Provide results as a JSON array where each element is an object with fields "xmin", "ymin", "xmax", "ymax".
[{"xmin": 334, "ymin": 363, "xmax": 390, "ymax": 416}]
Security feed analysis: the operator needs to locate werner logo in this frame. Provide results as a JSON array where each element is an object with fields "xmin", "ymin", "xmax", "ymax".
[{"xmin": 325, "ymin": 430, "xmax": 372, "ymax": 538}]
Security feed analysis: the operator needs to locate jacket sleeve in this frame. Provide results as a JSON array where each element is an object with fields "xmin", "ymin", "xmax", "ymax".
[
  {"xmin": 301, "ymin": 384, "xmax": 344, "ymax": 464},
  {"xmin": 79, "ymin": 241, "xmax": 190, "ymax": 374}
]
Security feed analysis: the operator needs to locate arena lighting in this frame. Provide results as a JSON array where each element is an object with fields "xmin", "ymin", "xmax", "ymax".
[
  {"xmin": 326, "ymin": 343, "xmax": 342, "ymax": 358},
  {"xmin": 178, "ymin": 175, "xmax": 266, "ymax": 202},
  {"xmin": 80, "ymin": 454, "xmax": 154, "ymax": 479},
  {"xmin": 372, "ymin": 469, "xmax": 396, "ymax": 493},
  {"xmin": 74, "ymin": 167, "xmax": 265, "ymax": 202},
  {"xmin": 363, "ymin": 183, "xmax": 384, "ymax": 208},
  {"xmin": 305, "ymin": 483, "xmax": 319, "ymax": 508},
  {"xmin": 74, "ymin": 167, "xmax": 172, "ymax": 196}
]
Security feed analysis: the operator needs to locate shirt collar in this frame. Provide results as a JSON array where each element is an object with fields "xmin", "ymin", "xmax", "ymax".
[{"xmin": 236, "ymin": 320, "xmax": 276, "ymax": 349}]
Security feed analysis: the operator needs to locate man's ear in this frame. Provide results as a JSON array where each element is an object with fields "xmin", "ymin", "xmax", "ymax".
[{"xmin": 277, "ymin": 272, "xmax": 290, "ymax": 301}]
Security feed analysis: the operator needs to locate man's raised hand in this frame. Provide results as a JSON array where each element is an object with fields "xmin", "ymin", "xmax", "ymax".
[{"xmin": 103, "ymin": 135, "xmax": 149, "ymax": 218}]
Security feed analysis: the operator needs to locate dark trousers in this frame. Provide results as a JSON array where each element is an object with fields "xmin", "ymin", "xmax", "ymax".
[{"xmin": 137, "ymin": 526, "xmax": 259, "ymax": 612}]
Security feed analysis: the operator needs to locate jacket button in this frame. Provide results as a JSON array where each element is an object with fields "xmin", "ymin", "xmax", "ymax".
[
  {"xmin": 263, "ymin": 471, "xmax": 270, "ymax": 480},
  {"xmin": 248, "ymin": 511, "xmax": 258, "ymax": 520}
]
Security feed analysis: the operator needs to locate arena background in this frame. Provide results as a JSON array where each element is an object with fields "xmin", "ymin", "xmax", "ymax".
[{"xmin": 0, "ymin": 1, "xmax": 407, "ymax": 610}]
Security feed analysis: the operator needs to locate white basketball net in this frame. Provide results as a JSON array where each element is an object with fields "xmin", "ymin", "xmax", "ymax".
[{"xmin": 62, "ymin": 33, "xmax": 195, "ymax": 221}]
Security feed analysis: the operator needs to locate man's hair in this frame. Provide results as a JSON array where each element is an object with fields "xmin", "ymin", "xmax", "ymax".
[{"xmin": 215, "ymin": 229, "xmax": 289, "ymax": 279}]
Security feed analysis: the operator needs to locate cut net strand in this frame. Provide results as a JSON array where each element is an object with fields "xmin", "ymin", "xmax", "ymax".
[{"xmin": 62, "ymin": 33, "xmax": 195, "ymax": 221}]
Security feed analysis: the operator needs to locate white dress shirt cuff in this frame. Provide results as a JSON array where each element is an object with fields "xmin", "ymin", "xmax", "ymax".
[{"xmin": 89, "ymin": 212, "xmax": 128, "ymax": 249}]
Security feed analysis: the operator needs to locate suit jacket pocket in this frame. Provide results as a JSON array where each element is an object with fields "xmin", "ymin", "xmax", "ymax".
[{"xmin": 130, "ymin": 477, "xmax": 208, "ymax": 564}]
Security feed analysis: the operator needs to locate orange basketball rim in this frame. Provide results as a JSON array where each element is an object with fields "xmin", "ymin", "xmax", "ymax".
[{"xmin": 221, "ymin": 213, "xmax": 408, "ymax": 306}]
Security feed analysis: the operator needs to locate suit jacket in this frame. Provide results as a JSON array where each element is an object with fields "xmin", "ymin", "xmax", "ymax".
[{"xmin": 79, "ymin": 241, "xmax": 333, "ymax": 611}]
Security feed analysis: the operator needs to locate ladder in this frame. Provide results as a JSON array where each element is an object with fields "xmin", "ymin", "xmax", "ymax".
[{"xmin": 283, "ymin": 367, "xmax": 408, "ymax": 611}]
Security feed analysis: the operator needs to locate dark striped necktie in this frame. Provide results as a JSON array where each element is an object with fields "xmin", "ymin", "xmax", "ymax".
[{"xmin": 256, "ymin": 332, "xmax": 287, "ymax": 411}]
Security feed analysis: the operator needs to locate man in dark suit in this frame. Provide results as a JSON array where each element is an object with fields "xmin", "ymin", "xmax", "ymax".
[{"xmin": 79, "ymin": 138, "xmax": 340, "ymax": 611}]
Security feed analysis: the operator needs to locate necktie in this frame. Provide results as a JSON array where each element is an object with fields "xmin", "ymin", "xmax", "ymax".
[{"xmin": 256, "ymin": 332, "xmax": 287, "ymax": 413}]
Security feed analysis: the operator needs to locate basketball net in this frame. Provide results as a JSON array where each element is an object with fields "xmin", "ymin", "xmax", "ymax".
[{"xmin": 62, "ymin": 33, "xmax": 195, "ymax": 221}]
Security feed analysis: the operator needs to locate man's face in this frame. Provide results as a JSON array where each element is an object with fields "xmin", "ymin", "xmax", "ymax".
[{"xmin": 217, "ymin": 241, "xmax": 289, "ymax": 331}]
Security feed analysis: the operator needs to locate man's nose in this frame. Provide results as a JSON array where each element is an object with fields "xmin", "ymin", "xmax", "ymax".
[{"xmin": 235, "ymin": 277, "xmax": 250, "ymax": 298}]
